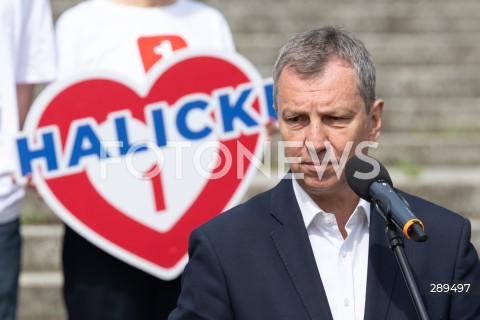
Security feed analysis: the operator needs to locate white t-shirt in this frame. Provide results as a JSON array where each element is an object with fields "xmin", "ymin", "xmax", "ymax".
[
  {"xmin": 56, "ymin": 0, "xmax": 235, "ymax": 83},
  {"xmin": 0, "ymin": 0, "xmax": 57, "ymax": 223}
]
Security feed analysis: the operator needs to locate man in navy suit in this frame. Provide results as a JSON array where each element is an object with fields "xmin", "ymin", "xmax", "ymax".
[{"xmin": 169, "ymin": 26, "xmax": 480, "ymax": 319}]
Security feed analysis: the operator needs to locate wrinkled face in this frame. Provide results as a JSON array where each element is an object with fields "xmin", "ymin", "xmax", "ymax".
[{"xmin": 276, "ymin": 59, "xmax": 383, "ymax": 197}]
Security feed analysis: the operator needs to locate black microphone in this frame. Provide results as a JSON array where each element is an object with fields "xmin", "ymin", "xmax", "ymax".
[{"xmin": 345, "ymin": 155, "xmax": 427, "ymax": 242}]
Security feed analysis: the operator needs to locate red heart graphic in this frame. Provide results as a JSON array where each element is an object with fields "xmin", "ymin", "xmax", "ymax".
[{"xmin": 26, "ymin": 52, "xmax": 266, "ymax": 279}]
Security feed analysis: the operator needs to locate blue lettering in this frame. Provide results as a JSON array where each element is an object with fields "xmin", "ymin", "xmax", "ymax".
[
  {"xmin": 151, "ymin": 109, "xmax": 167, "ymax": 147},
  {"xmin": 17, "ymin": 132, "xmax": 58, "ymax": 176},
  {"xmin": 114, "ymin": 116, "xmax": 133, "ymax": 155},
  {"xmin": 219, "ymin": 88, "xmax": 258, "ymax": 133},
  {"xmin": 264, "ymin": 82, "xmax": 277, "ymax": 121},
  {"xmin": 68, "ymin": 124, "xmax": 108, "ymax": 167},
  {"xmin": 114, "ymin": 116, "xmax": 146, "ymax": 155},
  {"xmin": 176, "ymin": 100, "xmax": 212, "ymax": 140}
]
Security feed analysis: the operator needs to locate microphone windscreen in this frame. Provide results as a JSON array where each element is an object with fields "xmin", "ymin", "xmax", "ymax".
[{"xmin": 345, "ymin": 155, "xmax": 392, "ymax": 201}]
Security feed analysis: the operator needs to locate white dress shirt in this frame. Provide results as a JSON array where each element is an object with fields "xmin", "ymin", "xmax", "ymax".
[{"xmin": 292, "ymin": 178, "xmax": 371, "ymax": 320}]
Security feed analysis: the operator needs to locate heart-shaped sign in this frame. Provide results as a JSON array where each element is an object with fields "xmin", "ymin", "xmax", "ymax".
[{"xmin": 16, "ymin": 51, "xmax": 271, "ymax": 279}]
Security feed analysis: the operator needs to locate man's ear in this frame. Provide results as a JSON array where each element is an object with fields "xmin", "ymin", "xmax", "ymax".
[{"xmin": 368, "ymin": 99, "xmax": 383, "ymax": 141}]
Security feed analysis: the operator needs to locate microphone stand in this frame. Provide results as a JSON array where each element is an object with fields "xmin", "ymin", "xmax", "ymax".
[{"xmin": 385, "ymin": 222, "xmax": 430, "ymax": 320}]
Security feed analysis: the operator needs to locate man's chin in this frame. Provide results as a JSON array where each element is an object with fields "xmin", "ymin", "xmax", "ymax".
[
  {"xmin": 297, "ymin": 174, "xmax": 341, "ymax": 194},
  {"xmin": 303, "ymin": 164, "xmax": 337, "ymax": 179}
]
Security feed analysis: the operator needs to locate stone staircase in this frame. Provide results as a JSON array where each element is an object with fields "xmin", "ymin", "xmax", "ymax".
[{"xmin": 17, "ymin": 0, "xmax": 480, "ymax": 319}]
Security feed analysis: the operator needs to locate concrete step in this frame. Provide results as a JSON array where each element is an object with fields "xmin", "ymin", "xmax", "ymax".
[
  {"xmin": 21, "ymin": 225, "xmax": 63, "ymax": 272},
  {"xmin": 18, "ymin": 271, "xmax": 65, "ymax": 320},
  {"xmin": 226, "ymin": 13, "xmax": 480, "ymax": 35},
  {"xmin": 380, "ymin": 98, "xmax": 480, "ymax": 132},
  {"xmin": 210, "ymin": 1, "xmax": 480, "ymax": 19},
  {"xmin": 376, "ymin": 65, "xmax": 480, "ymax": 98},
  {"xmin": 371, "ymin": 132, "xmax": 480, "ymax": 166},
  {"xmin": 367, "ymin": 38, "xmax": 480, "ymax": 66},
  {"xmin": 52, "ymin": 1, "xmax": 480, "ymax": 31}
]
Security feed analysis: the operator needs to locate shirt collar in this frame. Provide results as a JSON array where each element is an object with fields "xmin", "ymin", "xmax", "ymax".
[{"xmin": 291, "ymin": 178, "xmax": 371, "ymax": 229}]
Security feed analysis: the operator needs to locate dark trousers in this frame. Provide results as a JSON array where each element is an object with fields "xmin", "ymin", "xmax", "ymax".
[
  {"xmin": 62, "ymin": 225, "xmax": 181, "ymax": 320},
  {"xmin": 0, "ymin": 219, "xmax": 21, "ymax": 320}
]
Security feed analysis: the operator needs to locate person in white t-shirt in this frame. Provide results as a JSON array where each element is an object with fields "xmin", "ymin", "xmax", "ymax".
[
  {"xmin": 0, "ymin": 0, "xmax": 56, "ymax": 319},
  {"xmin": 55, "ymin": 0, "xmax": 235, "ymax": 319}
]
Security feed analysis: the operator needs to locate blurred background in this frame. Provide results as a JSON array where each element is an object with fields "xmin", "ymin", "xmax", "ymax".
[{"xmin": 20, "ymin": 0, "xmax": 480, "ymax": 318}]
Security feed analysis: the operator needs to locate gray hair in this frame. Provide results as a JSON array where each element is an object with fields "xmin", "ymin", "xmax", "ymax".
[{"xmin": 273, "ymin": 26, "xmax": 376, "ymax": 112}]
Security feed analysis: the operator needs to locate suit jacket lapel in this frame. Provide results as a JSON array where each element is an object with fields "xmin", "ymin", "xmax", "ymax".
[
  {"xmin": 269, "ymin": 178, "xmax": 333, "ymax": 320},
  {"xmin": 364, "ymin": 207, "xmax": 401, "ymax": 320}
]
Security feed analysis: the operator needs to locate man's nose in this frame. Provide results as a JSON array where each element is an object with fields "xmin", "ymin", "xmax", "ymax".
[{"xmin": 304, "ymin": 122, "xmax": 326, "ymax": 153}]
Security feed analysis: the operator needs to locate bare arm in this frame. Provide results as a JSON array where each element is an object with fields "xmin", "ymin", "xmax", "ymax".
[{"xmin": 16, "ymin": 83, "xmax": 34, "ymax": 130}]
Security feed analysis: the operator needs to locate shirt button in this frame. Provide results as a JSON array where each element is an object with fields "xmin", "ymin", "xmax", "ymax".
[
  {"xmin": 341, "ymin": 251, "xmax": 347, "ymax": 258},
  {"xmin": 344, "ymin": 298, "xmax": 350, "ymax": 307}
]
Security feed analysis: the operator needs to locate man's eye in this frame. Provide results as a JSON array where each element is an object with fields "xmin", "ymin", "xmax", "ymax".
[
  {"xmin": 326, "ymin": 116, "xmax": 349, "ymax": 124},
  {"xmin": 328, "ymin": 116, "xmax": 342, "ymax": 121},
  {"xmin": 288, "ymin": 115, "xmax": 307, "ymax": 123}
]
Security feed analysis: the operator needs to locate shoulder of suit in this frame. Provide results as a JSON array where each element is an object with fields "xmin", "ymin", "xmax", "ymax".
[{"xmin": 197, "ymin": 184, "xmax": 276, "ymax": 233}]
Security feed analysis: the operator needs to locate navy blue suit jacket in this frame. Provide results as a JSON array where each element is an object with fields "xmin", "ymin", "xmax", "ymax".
[{"xmin": 169, "ymin": 178, "xmax": 480, "ymax": 319}]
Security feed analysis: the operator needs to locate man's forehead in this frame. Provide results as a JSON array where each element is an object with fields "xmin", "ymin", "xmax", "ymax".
[
  {"xmin": 279, "ymin": 63, "xmax": 359, "ymax": 93},
  {"xmin": 276, "ymin": 69, "xmax": 364, "ymax": 113},
  {"xmin": 284, "ymin": 56, "xmax": 352, "ymax": 78}
]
